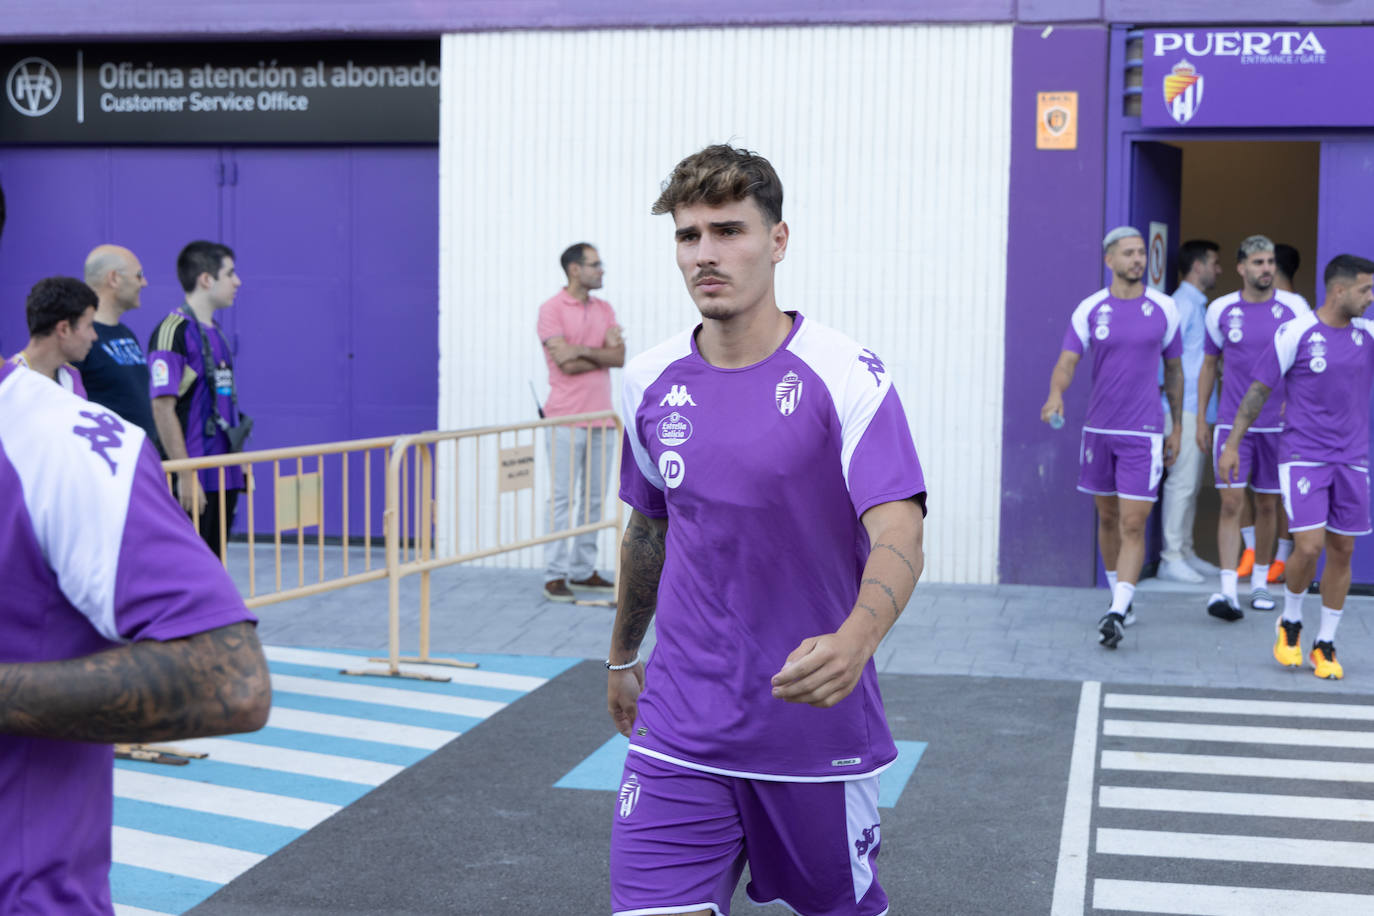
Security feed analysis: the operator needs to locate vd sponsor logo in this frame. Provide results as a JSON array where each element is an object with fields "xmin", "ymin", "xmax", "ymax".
[
  {"xmin": 7, "ymin": 57, "xmax": 61, "ymax": 117},
  {"xmin": 658, "ymin": 450, "xmax": 686, "ymax": 489}
]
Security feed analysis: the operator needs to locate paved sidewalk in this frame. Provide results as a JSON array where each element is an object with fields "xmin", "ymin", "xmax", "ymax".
[{"xmin": 229, "ymin": 544, "xmax": 1374, "ymax": 696}]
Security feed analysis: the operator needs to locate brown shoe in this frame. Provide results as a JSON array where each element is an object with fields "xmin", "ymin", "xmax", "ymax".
[
  {"xmin": 569, "ymin": 571, "xmax": 615, "ymax": 592},
  {"xmin": 543, "ymin": 578, "xmax": 575, "ymax": 602}
]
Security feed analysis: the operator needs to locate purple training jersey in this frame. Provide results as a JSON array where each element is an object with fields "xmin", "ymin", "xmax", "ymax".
[
  {"xmin": 0, "ymin": 361, "xmax": 255, "ymax": 915},
  {"xmin": 1062, "ymin": 288, "xmax": 1182, "ymax": 434},
  {"xmin": 1204, "ymin": 290, "xmax": 1310, "ymax": 429},
  {"xmin": 619, "ymin": 313, "xmax": 926, "ymax": 781},
  {"xmin": 1255, "ymin": 312, "xmax": 1374, "ymax": 467},
  {"xmin": 147, "ymin": 310, "xmax": 245, "ymax": 491}
]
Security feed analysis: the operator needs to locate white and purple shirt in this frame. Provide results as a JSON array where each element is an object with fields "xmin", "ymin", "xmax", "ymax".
[
  {"xmin": 0, "ymin": 361, "xmax": 255, "ymax": 915},
  {"xmin": 619, "ymin": 313, "xmax": 926, "ymax": 781},
  {"xmin": 1255, "ymin": 312, "xmax": 1374, "ymax": 467},
  {"xmin": 1063, "ymin": 288, "xmax": 1181, "ymax": 434},
  {"xmin": 1204, "ymin": 290, "xmax": 1310, "ymax": 429}
]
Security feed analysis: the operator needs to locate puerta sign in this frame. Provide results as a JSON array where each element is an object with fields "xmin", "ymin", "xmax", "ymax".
[
  {"xmin": 1141, "ymin": 27, "xmax": 1374, "ymax": 128},
  {"xmin": 1, "ymin": 41, "xmax": 439, "ymax": 143}
]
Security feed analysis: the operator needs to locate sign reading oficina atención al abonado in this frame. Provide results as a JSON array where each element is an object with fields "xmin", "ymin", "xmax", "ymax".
[{"xmin": 1, "ymin": 41, "xmax": 440, "ymax": 143}]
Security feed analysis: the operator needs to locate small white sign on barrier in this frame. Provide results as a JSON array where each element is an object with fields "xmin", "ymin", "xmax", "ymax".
[{"xmin": 499, "ymin": 445, "xmax": 535, "ymax": 493}]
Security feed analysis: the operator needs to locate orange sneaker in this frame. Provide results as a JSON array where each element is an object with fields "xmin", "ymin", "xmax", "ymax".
[
  {"xmin": 1267, "ymin": 560, "xmax": 1286, "ymax": 584},
  {"xmin": 1236, "ymin": 548, "xmax": 1255, "ymax": 577}
]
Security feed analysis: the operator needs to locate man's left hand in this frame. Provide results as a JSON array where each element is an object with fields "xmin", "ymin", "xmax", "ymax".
[
  {"xmin": 1163, "ymin": 427, "xmax": 1181, "ymax": 468},
  {"xmin": 771, "ymin": 631, "xmax": 872, "ymax": 708}
]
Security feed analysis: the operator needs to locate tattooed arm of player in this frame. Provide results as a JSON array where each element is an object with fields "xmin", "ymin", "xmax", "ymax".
[
  {"xmin": 0, "ymin": 621, "xmax": 271, "ymax": 743},
  {"xmin": 772, "ymin": 496, "xmax": 925, "ymax": 709},
  {"xmin": 607, "ymin": 509, "xmax": 669, "ymax": 737},
  {"xmin": 1217, "ymin": 380, "xmax": 1273, "ymax": 484},
  {"xmin": 1162, "ymin": 356, "xmax": 1184, "ymax": 466}
]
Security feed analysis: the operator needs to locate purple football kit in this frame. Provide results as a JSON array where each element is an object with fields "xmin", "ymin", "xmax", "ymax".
[
  {"xmin": 0, "ymin": 360, "xmax": 255, "ymax": 914},
  {"xmin": 147, "ymin": 310, "xmax": 245, "ymax": 491},
  {"xmin": 1062, "ymin": 287, "xmax": 1182, "ymax": 501},
  {"xmin": 1205, "ymin": 290, "xmax": 1310, "ymax": 492},
  {"xmin": 1255, "ymin": 313, "xmax": 1374, "ymax": 536},
  {"xmin": 614, "ymin": 313, "xmax": 925, "ymax": 916}
]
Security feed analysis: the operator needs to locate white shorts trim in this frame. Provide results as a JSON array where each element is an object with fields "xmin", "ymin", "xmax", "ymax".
[
  {"xmin": 1288, "ymin": 521, "xmax": 1327, "ymax": 533},
  {"xmin": 1117, "ymin": 493, "xmax": 1159, "ymax": 503},
  {"xmin": 1327, "ymin": 526, "xmax": 1373, "ymax": 537},
  {"xmin": 745, "ymin": 895, "xmax": 890, "ymax": 916},
  {"xmin": 1082, "ymin": 426, "xmax": 1164, "ymax": 437},
  {"xmin": 627, "ymin": 746, "xmax": 895, "ymax": 783},
  {"xmin": 615, "ymin": 905, "xmax": 724, "ymax": 916},
  {"xmin": 1077, "ymin": 486, "xmax": 1116, "ymax": 497}
]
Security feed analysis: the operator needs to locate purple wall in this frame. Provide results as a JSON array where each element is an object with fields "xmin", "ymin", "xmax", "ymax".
[
  {"xmin": 5, "ymin": 0, "xmax": 1373, "ymax": 37},
  {"xmin": 999, "ymin": 24, "xmax": 1109, "ymax": 586}
]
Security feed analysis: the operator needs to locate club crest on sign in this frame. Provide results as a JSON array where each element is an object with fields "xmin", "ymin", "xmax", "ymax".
[
  {"xmin": 1163, "ymin": 59, "xmax": 1204, "ymax": 125},
  {"xmin": 1043, "ymin": 106, "xmax": 1070, "ymax": 136}
]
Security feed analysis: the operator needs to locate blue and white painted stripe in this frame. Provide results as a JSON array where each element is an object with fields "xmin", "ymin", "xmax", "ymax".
[{"xmin": 109, "ymin": 646, "xmax": 578, "ymax": 916}]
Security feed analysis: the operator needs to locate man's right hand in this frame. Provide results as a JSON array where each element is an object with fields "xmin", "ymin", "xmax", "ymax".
[
  {"xmin": 178, "ymin": 471, "xmax": 206, "ymax": 516},
  {"xmin": 607, "ymin": 663, "xmax": 645, "ymax": 738},
  {"xmin": 1040, "ymin": 392, "xmax": 1064, "ymax": 424},
  {"xmin": 1196, "ymin": 419, "xmax": 1212, "ymax": 455},
  {"xmin": 1216, "ymin": 442, "xmax": 1241, "ymax": 484}
]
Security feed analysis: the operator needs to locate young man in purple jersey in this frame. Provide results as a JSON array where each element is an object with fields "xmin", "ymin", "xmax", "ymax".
[
  {"xmin": 0, "ymin": 208, "xmax": 271, "ymax": 915},
  {"xmin": 1220, "ymin": 254, "xmax": 1374, "ymax": 680},
  {"xmin": 606, "ymin": 145, "xmax": 926, "ymax": 916},
  {"xmin": 1041, "ymin": 226, "xmax": 1183, "ymax": 649},
  {"xmin": 1196, "ymin": 236, "xmax": 1311, "ymax": 620}
]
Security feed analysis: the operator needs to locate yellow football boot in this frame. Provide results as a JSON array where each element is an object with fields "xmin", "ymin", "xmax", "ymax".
[
  {"xmin": 1273, "ymin": 618, "xmax": 1302, "ymax": 669},
  {"xmin": 1309, "ymin": 641, "xmax": 1344, "ymax": 680}
]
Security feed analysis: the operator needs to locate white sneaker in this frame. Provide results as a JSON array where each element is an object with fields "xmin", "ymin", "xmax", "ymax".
[
  {"xmin": 1157, "ymin": 558, "xmax": 1205, "ymax": 583},
  {"xmin": 1184, "ymin": 552, "xmax": 1220, "ymax": 576}
]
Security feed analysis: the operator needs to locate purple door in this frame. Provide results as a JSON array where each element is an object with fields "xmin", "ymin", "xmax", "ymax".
[
  {"xmin": 1317, "ymin": 140, "xmax": 1374, "ymax": 583},
  {"xmin": 1128, "ymin": 141, "xmax": 1183, "ymax": 579}
]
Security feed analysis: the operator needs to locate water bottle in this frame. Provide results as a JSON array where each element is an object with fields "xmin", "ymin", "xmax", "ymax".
[{"xmin": 1049, "ymin": 411, "xmax": 1065, "ymax": 430}]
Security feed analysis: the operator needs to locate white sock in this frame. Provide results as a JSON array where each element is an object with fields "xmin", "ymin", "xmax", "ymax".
[
  {"xmin": 1276, "ymin": 538, "xmax": 1294, "ymax": 564},
  {"xmin": 1110, "ymin": 582, "xmax": 1135, "ymax": 615},
  {"xmin": 1282, "ymin": 587, "xmax": 1305, "ymax": 624},
  {"xmin": 1318, "ymin": 606, "xmax": 1343, "ymax": 643},
  {"xmin": 1251, "ymin": 565, "xmax": 1269, "ymax": 592},
  {"xmin": 1220, "ymin": 570, "xmax": 1238, "ymax": 603},
  {"xmin": 1106, "ymin": 570, "xmax": 1119, "ymax": 592},
  {"xmin": 1242, "ymin": 526, "xmax": 1256, "ymax": 550}
]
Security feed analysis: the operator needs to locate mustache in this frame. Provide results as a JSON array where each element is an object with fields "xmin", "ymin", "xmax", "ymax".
[{"xmin": 692, "ymin": 270, "xmax": 729, "ymax": 284}]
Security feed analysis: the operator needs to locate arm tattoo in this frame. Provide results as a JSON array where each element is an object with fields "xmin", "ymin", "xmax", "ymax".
[
  {"xmin": 1233, "ymin": 381, "xmax": 1273, "ymax": 432},
  {"xmin": 858, "ymin": 602, "xmax": 881, "ymax": 623},
  {"xmin": 862, "ymin": 577, "xmax": 901, "ymax": 619},
  {"xmin": 872, "ymin": 542, "xmax": 917, "ymax": 585},
  {"xmin": 1163, "ymin": 359, "xmax": 1183, "ymax": 421},
  {"xmin": 613, "ymin": 512, "xmax": 667, "ymax": 655},
  {"xmin": 0, "ymin": 621, "xmax": 271, "ymax": 743}
]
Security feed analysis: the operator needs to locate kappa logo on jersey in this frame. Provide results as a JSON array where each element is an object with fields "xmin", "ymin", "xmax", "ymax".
[
  {"xmin": 1142, "ymin": 301, "xmax": 1154, "ymax": 316},
  {"xmin": 1298, "ymin": 476, "xmax": 1311, "ymax": 496},
  {"xmin": 659, "ymin": 384, "xmax": 696, "ymax": 408},
  {"xmin": 1355, "ymin": 329, "xmax": 1365, "ymax": 346},
  {"xmin": 859, "ymin": 349, "xmax": 885, "ymax": 386},
  {"xmin": 855, "ymin": 824, "xmax": 880, "ymax": 859},
  {"xmin": 775, "ymin": 371, "xmax": 804, "ymax": 416},
  {"xmin": 1227, "ymin": 306, "xmax": 1244, "ymax": 343},
  {"xmin": 1272, "ymin": 304, "xmax": 1285, "ymax": 319},
  {"xmin": 1309, "ymin": 332, "xmax": 1327, "ymax": 372},
  {"xmin": 658, "ymin": 450, "xmax": 686, "ymax": 489},
  {"xmin": 618, "ymin": 773, "xmax": 642, "ymax": 818},
  {"xmin": 1094, "ymin": 304, "xmax": 1112, "ymax": 340},
  {"xmin": 151, "ymin": 357, "xmax": 170, "ymax": 388},
  {"xmin": 72, "ymin": 410, "xmax": 126, "ymax": 475},
  {"xmin": 657, "ymin": 411, "xmax": 693, "ymax": 446}
]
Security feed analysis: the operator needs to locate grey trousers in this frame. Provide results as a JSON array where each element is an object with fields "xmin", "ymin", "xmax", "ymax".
[{"xmin": 545, "ymin": 425, "xmax": 607, "ymax": 580}]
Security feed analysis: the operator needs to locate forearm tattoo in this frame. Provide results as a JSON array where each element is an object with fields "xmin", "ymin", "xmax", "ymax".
[
  {"xmin": 872, "ymin": 542, "xmax": 917, "ymax": 584},
  {"xmin": 1163, "ymin": 360, "xmax": 1184, "ymax": 419},
  {"xmin": 614, "ymin": 513, "xmax": 667, "ymax": 655},
  {"xmin": 0, "ymin": 622, "xmax": 270, "ymax": 743},
  {"xmin": 1234, "ymin": 381, "xmax": 1273, "ymax": 432},
  {"xmin": 862, "ymin": 577, "xmax": 901, "ymax": 619}
]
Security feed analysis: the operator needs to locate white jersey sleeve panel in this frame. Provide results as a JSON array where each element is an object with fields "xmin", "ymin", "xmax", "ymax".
[
  {"xmin": 1204, "ymin": 292, "xmax": 1239, "ymax": 350},
  {"xmin": 1147, "ymin": 288, "xmax": 1181, "ymax": 350},
  {"xmin": 619, "ymin": 329, "xmax": 695, "ymax": 492},
  {"xmin": 786, "ymin": 317, "xmax": 893, "ymax": 492},
  {"xmin": 0, "ymin": 367, "xmax": 147, "ymax": 642},
  {"xmin": 1068, "ymin": 289, "xmax": 1106, "ymax": 351},
  {"xmin": 1276, "ymin": 289, "xmax": 1313, "ymax": 316},
  {"xmin": 1273, "ymin": 311, "xmax": 1317, "ymax": 376}
]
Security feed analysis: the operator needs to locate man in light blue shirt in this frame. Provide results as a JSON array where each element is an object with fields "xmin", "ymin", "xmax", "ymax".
[{"xmin": 1159, "ymin": 239, "xmax": 1220, "ymax": 582}]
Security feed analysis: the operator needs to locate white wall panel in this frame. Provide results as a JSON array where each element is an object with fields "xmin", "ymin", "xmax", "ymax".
[{"xmin": 439, "ymin": 24, "xmax": 1011, "ymax": 583}]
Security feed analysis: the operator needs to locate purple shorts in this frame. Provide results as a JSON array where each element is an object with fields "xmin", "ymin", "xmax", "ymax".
[
  {"xmin": 1077, "ymin": 429, "xmax": 1163, "ymax": 502},
  {"xmin": 1213, "ymin": 425, "xmax": 1281, "ymax": 493},
  {"xmin": 1279, "ymin": 462, "xmax": 1372, "ymax": 536},
  {"xmin": 610, "ymin": 751, "xmax": 888, "ymax": 916}
]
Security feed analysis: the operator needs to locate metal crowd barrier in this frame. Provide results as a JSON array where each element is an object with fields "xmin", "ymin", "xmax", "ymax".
[{"xmin": 161, "ymin": 410, "xmax": 623, "ymax": 682}]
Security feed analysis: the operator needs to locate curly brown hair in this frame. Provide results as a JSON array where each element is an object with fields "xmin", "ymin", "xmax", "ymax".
[{"xmin": 651, "ymin": 144, "xmax": 784, "ymax": 225}]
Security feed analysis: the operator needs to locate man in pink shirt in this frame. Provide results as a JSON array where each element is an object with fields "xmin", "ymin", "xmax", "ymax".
[{"xmin": 537, "ymin": 242, "xmax": 626, "ymax": 601}]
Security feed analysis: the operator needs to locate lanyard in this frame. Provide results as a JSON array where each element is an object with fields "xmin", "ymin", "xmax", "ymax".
[{"xmin": 179, "ymin": 307, "xmax": 238, "ymax": 433}]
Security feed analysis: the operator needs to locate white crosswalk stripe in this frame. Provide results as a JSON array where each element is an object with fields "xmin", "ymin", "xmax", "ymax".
[{"xmin": 1077, "ymin": 690, "xmax": 1374, "ymax": 912}]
